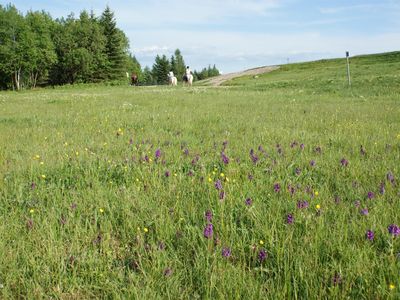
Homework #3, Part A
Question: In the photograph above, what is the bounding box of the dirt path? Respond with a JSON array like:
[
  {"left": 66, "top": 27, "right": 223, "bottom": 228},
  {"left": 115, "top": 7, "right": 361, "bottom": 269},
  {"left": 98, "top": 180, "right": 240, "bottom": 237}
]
[{"left": 200, "top": 65, "right": 280, "bottom": 86}]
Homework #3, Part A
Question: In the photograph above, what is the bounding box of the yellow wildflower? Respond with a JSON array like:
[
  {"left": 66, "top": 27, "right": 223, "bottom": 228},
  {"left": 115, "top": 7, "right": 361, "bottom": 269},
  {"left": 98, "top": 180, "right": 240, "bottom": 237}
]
[
  {"left": 143, "top": 227, "right": 149, "bottom": 233},
  {"left": 220, "top": 173, "right": 225, "bottom": 177},
  {"left": 314, "top": 191, "right": 319, "bottom": 196},
  {"left": 99, "top": 208, "right": 104, "bottom": 213},
  {"left": 316, "top": 204, "right": 321, "bottom": 210},
  {"left": 29, "top": 209, "right": 35, "bottom": 214},
  {"left": 259, "top": 240, "right": 264, "bottom": 245},
  {"left": 41, "top": 174, "right": 46, "bottom": 179},
  {"left": 389, "top": 284, "right": 395, "bottom": 290}
]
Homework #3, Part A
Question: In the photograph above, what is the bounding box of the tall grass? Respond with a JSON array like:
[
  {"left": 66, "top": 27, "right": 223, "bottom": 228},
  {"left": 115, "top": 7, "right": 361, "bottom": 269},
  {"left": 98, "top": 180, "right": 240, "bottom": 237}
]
[{"left": 0, "top": 52, "right": 399, "bottom": 299}]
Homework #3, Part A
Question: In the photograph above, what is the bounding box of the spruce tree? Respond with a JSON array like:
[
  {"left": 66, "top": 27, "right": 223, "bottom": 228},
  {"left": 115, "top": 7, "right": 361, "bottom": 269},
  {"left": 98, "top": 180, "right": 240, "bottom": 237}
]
[
  {"left": 100, "top": 6, "right": 127, "bottom": 81},
  {"left": 152, "top": 55, "right": 170, "bottom": 84}
]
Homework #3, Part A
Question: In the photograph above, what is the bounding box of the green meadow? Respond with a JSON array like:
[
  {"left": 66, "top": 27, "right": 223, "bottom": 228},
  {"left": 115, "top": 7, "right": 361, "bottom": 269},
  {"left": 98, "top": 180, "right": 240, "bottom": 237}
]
[{"left": 0, "top": 52, "right": 399, "bottom": 299}]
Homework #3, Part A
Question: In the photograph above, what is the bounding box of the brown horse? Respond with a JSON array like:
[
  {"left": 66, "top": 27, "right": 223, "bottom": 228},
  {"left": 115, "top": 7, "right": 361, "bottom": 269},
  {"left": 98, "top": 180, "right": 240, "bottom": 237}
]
[{"left": 131, "top": 73, "right": 138, "bottom": 86}]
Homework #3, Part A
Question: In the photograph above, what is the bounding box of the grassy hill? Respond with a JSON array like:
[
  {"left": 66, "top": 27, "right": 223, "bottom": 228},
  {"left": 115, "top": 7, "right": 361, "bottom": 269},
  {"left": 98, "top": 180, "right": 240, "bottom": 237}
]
[
  {"left": 0, "top": 52, "right": 399, "bottom": 299},
  {"left": 225, "top": 51, "right": 400, "bottom": 96}
]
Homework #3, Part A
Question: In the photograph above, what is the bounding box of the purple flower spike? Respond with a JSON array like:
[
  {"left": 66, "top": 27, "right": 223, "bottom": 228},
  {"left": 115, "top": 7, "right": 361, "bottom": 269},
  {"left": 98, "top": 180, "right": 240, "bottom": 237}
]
[
  {"left": 165, "top": 170, "right": 170, "bottom": 177},
  {"left": 379, "top": 183, "right": 385, "bottom": 195},
  {"left": 205, "top": 210, "right": 213, "bottom": 222},
  {"left": 340, "top": 158, "right": 349, "bottom": 167},
  {"left": 388, "top": 224, "right": 400, "bottom": 237},
  {"left": 297, "top": 200, "right": 309, "bottom": 209},
  {"left": 204, "top": 223, "right": 213, "bottom": 239},
  {"left": 222, "top": 247, "right": 231, "bottom": 258},
  {"left": 258, "top": 249, "right": 267, "bottom": 262},
  {"left": 332, "top": 273, "right": 342, "bottom": 286},
  {"left": 245, "top": 198, "right": 253, "bottom": 206},
  {"left": 155, "top": 149, "right": 161, "bottom": 159},
  {"left": 286, "top": 213, "right": 294, "bottom": 224},
  {"left": 219, "top": 191, "right": 225, "bottom": 200},
  {"left": 215, "top": 180, "right": 223, "bottom": 190},
  {"left": 300, "top": 143, "right": 305, "bottom": 150},
  {"left": 250, "top": 149, "right": 259, "bottom": 164},
  {"left": 360, "top": 208, "right": 369, "bottom": 216},
  {"left": 310, "top": 160, "right": 316, "bottom": 167},
  {"left": 387, "top": 172, "right": 395, "bottom": 185},
  {"left": 274, "top": 183, "right": 281, "bottom": 193},
  {"left": 221, "top": 152, "right": 229, "bottom": 165},
  {"left": 366, "top": 230, "right": 374, "bottom": 241},
  {"left": 367, "top": 191, "right": 375, "bottom": 199}
]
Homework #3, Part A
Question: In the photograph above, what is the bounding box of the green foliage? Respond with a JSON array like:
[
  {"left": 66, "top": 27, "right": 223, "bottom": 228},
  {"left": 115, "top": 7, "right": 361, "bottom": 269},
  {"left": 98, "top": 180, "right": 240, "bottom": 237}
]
[
  {"left": 152, "top": 54, "right": 171, "bottom": 85},
  {"left": 0, "top": 52, "right": 399, "bottom": 298},
  {"left": 0, "top": 5, "right": 132, "bottom": 89},
  {"left": 100, "top": 6, "right": 128, "bottom": 81},
  {"left": 194, "top": 64, "right": 220, "bottom": 81}
]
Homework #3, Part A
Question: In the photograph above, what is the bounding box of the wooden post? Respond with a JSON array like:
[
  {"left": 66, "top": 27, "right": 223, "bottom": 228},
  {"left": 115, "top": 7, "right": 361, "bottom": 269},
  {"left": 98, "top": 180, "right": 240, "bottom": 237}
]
[{"left": 346, "top": 51, "right": 351, "bottom": 87}]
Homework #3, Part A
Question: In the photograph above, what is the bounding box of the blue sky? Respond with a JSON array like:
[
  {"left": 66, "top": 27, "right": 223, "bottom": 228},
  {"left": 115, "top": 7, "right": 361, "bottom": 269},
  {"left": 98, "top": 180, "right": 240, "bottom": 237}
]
[{"left": 2, "top": 0, "right": 400, "bottom": 72}]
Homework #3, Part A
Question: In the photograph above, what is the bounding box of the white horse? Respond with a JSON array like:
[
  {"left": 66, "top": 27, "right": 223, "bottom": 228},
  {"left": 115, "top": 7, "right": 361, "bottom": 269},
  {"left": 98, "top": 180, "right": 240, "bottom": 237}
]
[
  {"left": 168, "top": 71, "right": 177, "bottom": 86},
  {"left": 183, "top": 74, "right": 193, "bottom": 86}
]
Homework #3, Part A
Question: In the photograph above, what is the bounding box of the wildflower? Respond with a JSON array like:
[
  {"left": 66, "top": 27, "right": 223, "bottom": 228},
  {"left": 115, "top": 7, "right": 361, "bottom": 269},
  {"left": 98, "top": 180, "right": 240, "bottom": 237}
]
[
  {"left": 332, "top": 273, "right": 342, "bottom": 286},
  {"left": 29, "top": 208, "right": 35, "bottom": 214},
  {"left": 360, "top": 145, "right": 366, "bottom": 156},
  {"left": 219, "top": 191, "right": 225, "bottom": 200},
  {"left": 245, "top": 198, "right": 253, "bottom": 206},
  {"left": 208, "top": 177, "right": 212, "bottom": 182},
  {"left": 340, "top": 158, "right": 349, "bottom": 167},
  {"left": 315, "top": 204, "right": 321, "bottom": 210},
  {"left": 203, "top": 223, "right": 213, "bottom": 239},
  {"left": 221, "top": 152, "right": 229, "bottom": 165},
  {"left": 215, "top": 180, "right": 223, "bottom": 190},
  {"left": 367, "top": 191, "right": 375, "bottom": 199},
  {"left": 366, "top": 230, "right": 374, "bottom": 241},
  {"left": 222, "top": 247, "right": 231, "bottom": 258},
  {"left": 30, "top": 182, "right": 36, "bottom": 190},
  {"left": 155, "top": 149, "right": 161, "bottom": 160},
  {"left": 360, "top": 208, "right": 369, "bottom": 216},
  {"left": 388, "top": 224, "right": 400, "bottom": 237},
  {"left": 158, "top": 241, "right": 166, "bottom": 251},
  {"left": 143, "top": 227, "right": 149, "bottom": 233},
  {"left": 389, "top": 283, "right": 395, "bottom": 290},
  {"left": 379, "top": 182, "right": 385, "bottom": 195},
  {"left": 314, "top": 191, "right": 319, "bottom": 196},
  {"left": 165, "top": 170, "right": 170, "bottom": 177},
  {"left": 310, "top": 160, "right": 316, "bottom": 167},
  {"left": 300, "top": 143, "right": 305, "bottom": 150},
  {"left": 315, "top": 146, "right": 322, "bottom": 153},
  {"left": 387, "top": 172, "right": 395, "bottom": 185},
  {"left": 164, "top": 267, "right": 173, "bottom": 277},
  {"left": 259, "top": 240, "right": 264, "bottom": 245},
  {"left": 99, "top": 208, "right": 104, "bottom": 213},
  {"left": 220, "top": 172, "right": 225, "bottom": 178},
  {"left": 34, "top": 154, "right": 40, "bottom": 160},
  {"left": 274, "top": 183, "right": 281, "bottom": 193},
  {"left": 41, "top": 174, "right": 46, "bottom": 179},
  {"left": 40, "top": 161, "right": 44, "bottom": 165},
  {"left": 26, "top": 219, "right": 33, "bottom": 230},
  {"left": 297, "top": 200, "right": 309, "bottom": 209},
  {"left": 250, "top": 149, "right": 259, "bottom": 164},
  {"left": 354, "top": 200, "right": 361, "bottom": 207},
  {"left": 286, "top": 213, "right": 294, "bottom": 224},
  {"left": 205, "top": 210, "right": 213, "bottom": 222},
  {"left": 258, "top": 249, "right": 267, "bottom": 262},
  {"left": 248, "top": 174, "right": 254, "bottom": 181}
]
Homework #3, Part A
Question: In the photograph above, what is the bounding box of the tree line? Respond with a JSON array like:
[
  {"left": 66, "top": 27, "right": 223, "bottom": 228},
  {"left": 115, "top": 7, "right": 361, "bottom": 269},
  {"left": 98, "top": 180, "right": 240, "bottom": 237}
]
[
  {"left": 139, "top": 50, "right": 220, "bottom": 85},
  {"left": 0, "top": 4, "right": 219, "bottom": 90}
]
